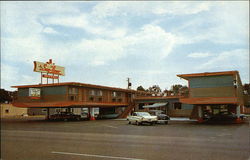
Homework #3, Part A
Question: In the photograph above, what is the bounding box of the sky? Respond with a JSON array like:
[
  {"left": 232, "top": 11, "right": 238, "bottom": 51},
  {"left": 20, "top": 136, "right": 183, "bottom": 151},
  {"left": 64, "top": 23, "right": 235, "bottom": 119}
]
[{"left": 1, "top": 1, "right": 249, "bottom": 91}]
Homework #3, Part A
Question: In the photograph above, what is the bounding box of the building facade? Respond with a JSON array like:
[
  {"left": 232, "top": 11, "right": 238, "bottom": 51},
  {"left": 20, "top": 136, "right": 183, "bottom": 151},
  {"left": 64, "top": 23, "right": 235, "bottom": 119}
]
[
  {"left": 177, "top": 71, "right": 245, "bottom": 123},
  {"left": 12, "top": 82, "right": 150, "bottom": 119}
]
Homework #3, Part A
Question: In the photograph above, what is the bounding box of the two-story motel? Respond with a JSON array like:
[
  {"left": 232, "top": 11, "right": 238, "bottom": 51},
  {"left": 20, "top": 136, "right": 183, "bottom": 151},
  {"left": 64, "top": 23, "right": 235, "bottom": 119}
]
[
  {"left": 177, "top": 71, "right": 245, "bottom": 123},
  {"left": 12, "top": 82, "right": 150, "bottom": 119}
]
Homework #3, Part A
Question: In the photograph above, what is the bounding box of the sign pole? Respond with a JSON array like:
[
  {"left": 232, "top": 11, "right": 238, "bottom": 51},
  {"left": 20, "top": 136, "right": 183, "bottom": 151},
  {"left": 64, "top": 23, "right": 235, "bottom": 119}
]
[{"left": 41, "top": 72, "right": 43, "bottom": 84}]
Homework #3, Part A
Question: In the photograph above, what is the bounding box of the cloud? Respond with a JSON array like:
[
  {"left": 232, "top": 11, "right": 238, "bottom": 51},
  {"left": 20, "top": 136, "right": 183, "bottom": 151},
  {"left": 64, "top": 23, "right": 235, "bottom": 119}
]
[
  {"left": 91, "top": 1, "right": 212, "bottom": 18},
  {"left": 43, "top": 27, "right": 59, "bottom": 34},
  {"left": 198, "top": 49, "right": 248, "bottom": 70},
  {"left": 187, "top": 52, "right": 211, "bottom": 58}
]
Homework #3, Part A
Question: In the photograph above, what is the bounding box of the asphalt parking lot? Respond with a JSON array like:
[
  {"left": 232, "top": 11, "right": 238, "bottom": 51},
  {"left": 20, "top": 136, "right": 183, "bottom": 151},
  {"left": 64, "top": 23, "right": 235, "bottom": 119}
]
[{"left": 1, "top": 117, "right": 250, "bottom": 160}]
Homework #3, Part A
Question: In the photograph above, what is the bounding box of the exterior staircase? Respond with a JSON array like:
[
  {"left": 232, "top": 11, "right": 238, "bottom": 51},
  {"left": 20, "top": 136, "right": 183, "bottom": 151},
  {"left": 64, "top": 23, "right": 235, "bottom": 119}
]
[{"left": 119, "top": 103, "right": 136, "bottom": 118}]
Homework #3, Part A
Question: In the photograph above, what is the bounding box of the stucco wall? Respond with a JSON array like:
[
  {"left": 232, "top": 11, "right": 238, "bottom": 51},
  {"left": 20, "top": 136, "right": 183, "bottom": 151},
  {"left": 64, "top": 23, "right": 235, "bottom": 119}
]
[{"left": 1, "top": 103, "right": 27, "bottom": 117}]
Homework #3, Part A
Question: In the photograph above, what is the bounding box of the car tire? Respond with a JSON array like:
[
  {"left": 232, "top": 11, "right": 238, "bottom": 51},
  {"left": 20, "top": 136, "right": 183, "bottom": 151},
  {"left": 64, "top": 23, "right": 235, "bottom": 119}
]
[
  {"left": 128, "top": 121, "right": 131, "bottom": 124},
  {"left": 136, "top": 121, "right": 140, "bottom": 126},
  {"left": 165, "top": 121, "right": 168, "bottom": 125}
]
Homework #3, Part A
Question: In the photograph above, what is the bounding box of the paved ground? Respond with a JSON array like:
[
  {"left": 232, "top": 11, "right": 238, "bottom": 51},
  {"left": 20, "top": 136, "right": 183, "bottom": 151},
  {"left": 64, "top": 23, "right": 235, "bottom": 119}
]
[{"left": 1, "top": 117, "right": 250, "bottom": 160}]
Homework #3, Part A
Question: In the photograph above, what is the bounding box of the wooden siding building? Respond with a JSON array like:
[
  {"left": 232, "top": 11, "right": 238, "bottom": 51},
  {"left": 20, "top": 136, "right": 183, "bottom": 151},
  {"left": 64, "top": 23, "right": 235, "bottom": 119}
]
[
  {"left": 12, "top": 82, "right": 151, "bottom": 119},
  {"left": 177, "top": 71, "right": 245, "bottom": 122}
]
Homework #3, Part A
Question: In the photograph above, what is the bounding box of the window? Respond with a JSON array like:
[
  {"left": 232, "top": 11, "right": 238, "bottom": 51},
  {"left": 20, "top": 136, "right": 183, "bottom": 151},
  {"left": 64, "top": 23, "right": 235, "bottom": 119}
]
[
  {"left": 174, "top": 103, "right": 182, "bottom": 110},
  {"left": 70, "top": 96, "right": 76, "bottom": 101},
  {"left": 89, "top": 90, "right": 95, "bottom": 96},
  {"left": 112, "top": 92, "right": 117, "bottom": 97},
  {"left": 96, "top": 90, "right": 103, "bottom": 96},
  {"left": 98, "top": 97, "right": 102, "bottom": 102},
  {"left": 118, "top": 98, "right": 123, "bottom": 102},
  {"left": 117, "top": 92, "right": 122, "bottom": 97},
  {"left": 5, "top": 109, "right": 9, "bottom": 113},
  {"left": 89, "top": 97, "right": 94, "bottom": 101},
  {"left": 112, "top": 98, "right": 116, "bottom": 102},
  {"left": 69, "top": 88, "right": 78, "bottom": 94}
]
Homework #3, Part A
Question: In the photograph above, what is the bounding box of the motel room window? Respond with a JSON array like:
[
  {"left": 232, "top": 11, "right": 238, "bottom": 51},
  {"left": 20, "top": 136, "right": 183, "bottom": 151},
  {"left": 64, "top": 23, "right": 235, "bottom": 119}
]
[
  {"left": 89, "top": 97, "right": 94, "bottom": 101},
  {"left": 5, "top": 109, "right": 9, "bottom": 114},
  {"left": 69, "top": 88, "right": 78, "bottom": 94},
  {"left": 98, "top": 97, "right": 103, "bottom": 102},
  {"left": 173, "top": 103, "right": 182, "bottom": 110},
  {"left": 112, "top": 92, "right": 117, "bottom": 97},
  {"left": 89, "top": 90, "right": 95, "bottom": 96},
  {"left": 96, "top": 90, "right": 103, "bottom": 96},
  {"left": 117, "top": 92, "right": 122, "bottom": 97}
]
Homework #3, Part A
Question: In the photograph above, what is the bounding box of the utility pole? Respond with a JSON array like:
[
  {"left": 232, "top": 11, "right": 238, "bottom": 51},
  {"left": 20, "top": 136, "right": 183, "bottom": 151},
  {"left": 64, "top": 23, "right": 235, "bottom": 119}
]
[{"left": 127, "top": 78, "right": 132, "bottom": 89}]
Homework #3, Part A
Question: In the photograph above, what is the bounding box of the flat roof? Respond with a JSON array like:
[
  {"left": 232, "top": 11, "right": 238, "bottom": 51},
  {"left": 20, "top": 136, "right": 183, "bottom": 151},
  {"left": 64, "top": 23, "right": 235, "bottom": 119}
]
[
  {"left": 12, "top": 82, "right": 142, "bottom": 93},
  {"left": 177, "top": 71, "right": 239, "bottom": 80}
]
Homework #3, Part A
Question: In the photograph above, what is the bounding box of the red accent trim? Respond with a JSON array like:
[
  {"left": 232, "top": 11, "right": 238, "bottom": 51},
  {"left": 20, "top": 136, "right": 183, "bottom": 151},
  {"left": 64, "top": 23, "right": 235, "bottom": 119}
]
[
  {"left": 12, "top": 82, "right": 138, "bottom": 93},
  {"left": 177, "top": 71, "right": 238, "bottom": 80},
  {"left": 42, "top": 74, "right": 59, "bottom": 79},
  {"left": 12, "top": 101, "right": 129, "bottom": 108},
  {"left": 90, "top": 116, "right": 95, "bottom": 120},
  {"left": 29, "top": 97, "right": 40, "bottom": 99}
]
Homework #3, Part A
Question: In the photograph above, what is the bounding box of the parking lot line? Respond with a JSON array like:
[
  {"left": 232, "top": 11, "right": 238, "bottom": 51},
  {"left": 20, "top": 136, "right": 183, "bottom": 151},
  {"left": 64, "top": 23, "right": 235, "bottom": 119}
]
[
  {"left": 51, "top": 151, "right": 146, "bottom": 160},
  {"left": 103, "top": 125, "right": 118, "bottom": 129}
]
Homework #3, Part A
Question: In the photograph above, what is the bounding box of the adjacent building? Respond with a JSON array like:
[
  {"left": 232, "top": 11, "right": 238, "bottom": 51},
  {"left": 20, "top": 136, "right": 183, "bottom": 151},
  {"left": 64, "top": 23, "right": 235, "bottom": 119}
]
[{"left": 177, "top": 71, "right": 245, "bottom": 122}]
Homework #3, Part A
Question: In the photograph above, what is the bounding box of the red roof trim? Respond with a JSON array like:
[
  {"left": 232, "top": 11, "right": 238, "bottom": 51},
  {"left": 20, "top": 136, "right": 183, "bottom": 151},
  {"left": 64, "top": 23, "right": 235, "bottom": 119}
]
[
  {"left": 12, "top": 101, "right": 129, "bottom": 108},
  {"left": 12, "top": 82, "right": 137, "bottom": 93},
  {"left": 177, "top": 71, "right": 238, "bottom": 80}
]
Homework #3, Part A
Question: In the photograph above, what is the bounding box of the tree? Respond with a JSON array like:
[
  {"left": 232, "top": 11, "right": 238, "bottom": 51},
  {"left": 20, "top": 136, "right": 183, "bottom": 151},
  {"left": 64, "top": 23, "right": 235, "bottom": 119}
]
[
  {"left": 170, "top": 84, "right": 189, "bottom": 96},
  {"left": 243, "top": 83, "right": 250, "bottom": 95},
  {"left": 137, "top": 86, "right": 146, "bottom": 92},
  {"left": 0, "top": 89, "right": 13, "bottom": 103},
  {"left": 148, "top": 85, "right": 162, "bottom": 94}
]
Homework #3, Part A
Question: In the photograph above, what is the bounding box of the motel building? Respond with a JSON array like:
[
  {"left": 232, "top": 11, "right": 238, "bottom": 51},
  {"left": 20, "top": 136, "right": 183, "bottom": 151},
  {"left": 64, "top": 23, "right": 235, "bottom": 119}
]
[
  {"left": 177, "top": 71, "right": 246, "bottom": 123},
  {"left": 11, "top": 82, "right": 151, "bottom": 120},
  {"left": 10, "top": 60, "right": 248, "bottom": 123}
]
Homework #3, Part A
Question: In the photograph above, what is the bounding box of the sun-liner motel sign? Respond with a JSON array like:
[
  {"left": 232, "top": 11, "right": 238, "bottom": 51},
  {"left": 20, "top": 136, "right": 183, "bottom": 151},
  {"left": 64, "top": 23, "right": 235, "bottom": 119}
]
[{"left": 33, "top": 59, "right": 65, "bottom": 84}]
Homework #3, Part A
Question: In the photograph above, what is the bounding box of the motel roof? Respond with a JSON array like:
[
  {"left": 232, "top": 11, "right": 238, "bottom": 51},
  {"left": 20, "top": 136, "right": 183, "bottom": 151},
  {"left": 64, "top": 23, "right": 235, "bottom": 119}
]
[
  {"left": 177, "top": 71, "right": 239, "bottom": 80},
  {"left": 12, "top": 82, "right": 148, "bottom": 94}
]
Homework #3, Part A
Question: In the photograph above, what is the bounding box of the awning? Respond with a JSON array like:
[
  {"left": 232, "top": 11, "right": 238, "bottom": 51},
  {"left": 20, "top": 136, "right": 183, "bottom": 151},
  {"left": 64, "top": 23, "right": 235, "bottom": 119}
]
[{"left": 143, "top": 102, "right": 168, "bottom": 108}]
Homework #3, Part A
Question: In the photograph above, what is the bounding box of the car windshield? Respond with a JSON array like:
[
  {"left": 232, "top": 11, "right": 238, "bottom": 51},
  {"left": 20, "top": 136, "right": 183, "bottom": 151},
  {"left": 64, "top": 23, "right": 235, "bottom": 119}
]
[{"left": 136, "top": 112, "right": 151, "bottom": 116}]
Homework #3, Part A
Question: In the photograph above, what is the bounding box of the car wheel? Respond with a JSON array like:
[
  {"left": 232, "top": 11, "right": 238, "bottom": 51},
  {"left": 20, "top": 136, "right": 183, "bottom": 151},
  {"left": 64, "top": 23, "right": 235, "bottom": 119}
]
[
  {"left": 165, "top": 121, "right": 168, "bottom": 125},
  {"left": 128, "top": 121, "right": 131, "bottom": 124},
  {"left": 136, "top": 121, "right": 140, "bottom": 126}
]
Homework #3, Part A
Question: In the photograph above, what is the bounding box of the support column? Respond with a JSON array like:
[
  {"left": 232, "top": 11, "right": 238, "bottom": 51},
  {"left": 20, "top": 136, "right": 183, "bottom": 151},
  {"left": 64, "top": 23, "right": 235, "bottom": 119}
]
[
  {"left": 47, "top": 108, "right": 50, "bottom": 120},
  {"left": 236, "top": 105, "right": 242, "bottom": 123},
  {"left": 197, "top": 106, "right": 203, "bottom": 123},
  {"left": 89, "top": 108, "right": 95, "bottom": 120}
]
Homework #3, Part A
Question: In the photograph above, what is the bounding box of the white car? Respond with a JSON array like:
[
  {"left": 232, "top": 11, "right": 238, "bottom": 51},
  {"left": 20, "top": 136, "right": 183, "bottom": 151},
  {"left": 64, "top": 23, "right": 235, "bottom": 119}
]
[{"left": 127, "top": 112, "right": 158, "bottom": 125}]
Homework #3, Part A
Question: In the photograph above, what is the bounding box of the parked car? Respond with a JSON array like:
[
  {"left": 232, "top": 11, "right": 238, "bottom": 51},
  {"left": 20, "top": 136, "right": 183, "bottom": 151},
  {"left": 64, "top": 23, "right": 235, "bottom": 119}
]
[
  {"left": 50, "top": 112, "right": 81, "bottom": 121},
  {"left": 148, "top": 110, "right": 170, "bottom": 124},
  {"left": 127, "top": 112, "right": 157, "bottom": 125},
  {"left": 97, "top": 113, "right": 119, "bottom": 119},
  {"left": 203, "top": 111, "right": 246, "bottom": 122}
]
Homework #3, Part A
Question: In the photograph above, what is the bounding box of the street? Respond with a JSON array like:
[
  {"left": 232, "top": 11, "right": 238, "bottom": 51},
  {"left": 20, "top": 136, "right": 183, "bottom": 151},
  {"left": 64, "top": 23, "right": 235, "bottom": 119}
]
[{"left": 1, "top": 118, "right": 250, "bottom": 160}]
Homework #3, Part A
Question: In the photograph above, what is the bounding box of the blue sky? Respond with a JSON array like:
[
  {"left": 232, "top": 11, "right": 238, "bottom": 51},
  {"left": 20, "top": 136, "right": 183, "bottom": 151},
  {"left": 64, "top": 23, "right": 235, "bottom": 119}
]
[{"left": 1, "top": 1, "right": 249, "bottom": 91}]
